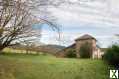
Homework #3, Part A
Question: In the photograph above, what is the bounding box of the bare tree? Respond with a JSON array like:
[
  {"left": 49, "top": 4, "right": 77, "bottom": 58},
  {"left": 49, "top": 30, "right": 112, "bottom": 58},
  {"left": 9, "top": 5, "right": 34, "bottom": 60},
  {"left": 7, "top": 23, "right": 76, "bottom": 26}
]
[
  {"left": 0, "top": 0, "right": 38, "bottom": 51},
  {"left": 0, "top": 0, "right": 60, "bottom": 52},
  {"left": 0, "top": 0, "right": 80, "bottom": 52}
]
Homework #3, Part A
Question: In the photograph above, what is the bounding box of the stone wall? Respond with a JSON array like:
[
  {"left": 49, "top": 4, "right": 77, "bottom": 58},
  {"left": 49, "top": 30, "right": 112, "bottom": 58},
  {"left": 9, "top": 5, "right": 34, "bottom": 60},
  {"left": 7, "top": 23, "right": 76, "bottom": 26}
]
[
  {"left": 75, "top": 39, "right": 97, "bottom": 58},
  {"left": 57, "top": 38, "right": 103, "bottom": 59}
]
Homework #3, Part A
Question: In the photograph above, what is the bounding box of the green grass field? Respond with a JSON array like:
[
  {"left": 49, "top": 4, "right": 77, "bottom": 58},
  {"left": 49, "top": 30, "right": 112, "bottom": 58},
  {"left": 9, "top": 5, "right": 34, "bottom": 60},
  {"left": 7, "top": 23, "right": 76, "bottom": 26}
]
[{"left": 0, "top": 53, "right": 110, "bottom": 79}]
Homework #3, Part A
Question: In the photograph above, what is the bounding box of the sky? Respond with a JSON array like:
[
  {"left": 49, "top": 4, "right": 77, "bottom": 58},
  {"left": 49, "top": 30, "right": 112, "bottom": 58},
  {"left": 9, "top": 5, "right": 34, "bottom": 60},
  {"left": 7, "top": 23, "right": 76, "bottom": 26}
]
[{"left": 37, "top": 0, "right": 119, "bottom": 48}]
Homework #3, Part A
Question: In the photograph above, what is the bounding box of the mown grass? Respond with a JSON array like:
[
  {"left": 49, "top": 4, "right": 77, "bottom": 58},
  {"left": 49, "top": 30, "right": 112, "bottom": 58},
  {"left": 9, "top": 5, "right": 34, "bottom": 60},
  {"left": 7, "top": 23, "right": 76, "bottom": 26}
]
[{"left": 0, "top": 53, "right": 110, "bottom": 79}]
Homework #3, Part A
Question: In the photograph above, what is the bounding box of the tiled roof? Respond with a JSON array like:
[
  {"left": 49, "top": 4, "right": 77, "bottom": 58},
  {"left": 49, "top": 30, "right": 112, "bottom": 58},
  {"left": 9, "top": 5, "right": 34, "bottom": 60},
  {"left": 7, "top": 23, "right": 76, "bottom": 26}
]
[{"left": 75, "top": 34, "right": 96, "bottom": 41}]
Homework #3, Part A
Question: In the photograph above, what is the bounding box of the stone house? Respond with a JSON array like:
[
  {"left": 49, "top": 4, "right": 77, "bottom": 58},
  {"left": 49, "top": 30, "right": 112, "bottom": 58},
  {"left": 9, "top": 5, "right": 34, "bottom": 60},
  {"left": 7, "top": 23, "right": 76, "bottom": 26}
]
[{"left": 56, "top": 34, "right": 104, "bottom": 59}]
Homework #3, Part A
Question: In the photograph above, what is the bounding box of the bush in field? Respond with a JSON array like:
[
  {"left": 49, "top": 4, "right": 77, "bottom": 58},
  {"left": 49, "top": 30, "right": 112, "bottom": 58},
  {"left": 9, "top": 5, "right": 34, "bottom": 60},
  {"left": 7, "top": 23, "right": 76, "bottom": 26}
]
[
  {"left": 79, "top": 42, "right": 92, "bottom": 58},
  {"left": 103, "top": 44, "right": 119, "bottom": 67},
  {"left": 66, "top": 49, "right": 76, "bottom": 58}
]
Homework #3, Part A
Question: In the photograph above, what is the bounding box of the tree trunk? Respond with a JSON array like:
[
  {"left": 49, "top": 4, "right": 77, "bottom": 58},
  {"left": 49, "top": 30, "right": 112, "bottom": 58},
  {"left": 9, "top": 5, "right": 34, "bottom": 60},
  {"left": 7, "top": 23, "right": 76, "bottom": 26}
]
[{"left": 0, "top": 46, "right": 4, "bottom": 54}]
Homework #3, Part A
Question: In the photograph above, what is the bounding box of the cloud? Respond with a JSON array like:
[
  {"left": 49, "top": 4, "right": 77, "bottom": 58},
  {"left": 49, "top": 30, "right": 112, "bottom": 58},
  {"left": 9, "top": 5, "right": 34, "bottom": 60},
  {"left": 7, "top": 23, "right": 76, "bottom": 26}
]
[
  {"left": 48, "top": 1, "right": 119, "bottom": 27},
  {"left": 39, "top": 0, "right": 119, "bottom": 47}
]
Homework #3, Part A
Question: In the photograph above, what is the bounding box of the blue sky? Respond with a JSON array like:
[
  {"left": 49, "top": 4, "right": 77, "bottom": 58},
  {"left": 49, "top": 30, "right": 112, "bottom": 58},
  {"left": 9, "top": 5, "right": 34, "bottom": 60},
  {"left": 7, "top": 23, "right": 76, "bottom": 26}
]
[{"left": 36, "top": 0, "right": 119, "bottom": 48}]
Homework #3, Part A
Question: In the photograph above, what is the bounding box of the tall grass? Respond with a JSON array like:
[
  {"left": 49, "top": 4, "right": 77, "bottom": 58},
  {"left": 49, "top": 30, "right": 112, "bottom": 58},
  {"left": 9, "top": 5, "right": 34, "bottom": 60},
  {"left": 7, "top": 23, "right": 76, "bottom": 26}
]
[{"left": 0, "top": 54, "right": 109, "bottom": 79}]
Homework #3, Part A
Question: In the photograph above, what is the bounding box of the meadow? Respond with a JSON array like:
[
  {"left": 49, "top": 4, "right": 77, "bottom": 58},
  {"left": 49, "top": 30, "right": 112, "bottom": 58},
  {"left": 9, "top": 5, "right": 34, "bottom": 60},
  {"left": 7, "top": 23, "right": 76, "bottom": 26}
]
[{"left": 0, "top": 49, "right": 110, "bottom": 79}]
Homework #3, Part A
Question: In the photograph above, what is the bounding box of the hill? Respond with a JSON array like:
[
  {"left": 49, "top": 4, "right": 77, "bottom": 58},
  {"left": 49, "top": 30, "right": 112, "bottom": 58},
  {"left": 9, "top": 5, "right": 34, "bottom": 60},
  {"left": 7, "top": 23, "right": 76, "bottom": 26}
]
[
  {"left": 37, "top": 44, "right": 65, "bottom": 54},
  {"left": 8, "top": 44, "right": 65, "bottom": 54}
]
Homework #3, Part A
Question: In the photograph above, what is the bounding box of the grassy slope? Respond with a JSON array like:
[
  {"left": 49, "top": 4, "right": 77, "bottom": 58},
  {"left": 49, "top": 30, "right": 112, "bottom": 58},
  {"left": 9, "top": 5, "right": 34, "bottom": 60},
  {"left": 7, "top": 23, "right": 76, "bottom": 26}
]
[{"left": 0, "top": 54, "right": 109, "bottom": 79}]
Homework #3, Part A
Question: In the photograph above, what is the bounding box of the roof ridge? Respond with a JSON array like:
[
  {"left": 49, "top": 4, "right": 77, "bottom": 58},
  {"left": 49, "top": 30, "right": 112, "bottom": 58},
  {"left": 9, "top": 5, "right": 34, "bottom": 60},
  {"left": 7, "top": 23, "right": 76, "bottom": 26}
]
[{"left": 75, "top": 34, "right": 96, "bottom": 41}]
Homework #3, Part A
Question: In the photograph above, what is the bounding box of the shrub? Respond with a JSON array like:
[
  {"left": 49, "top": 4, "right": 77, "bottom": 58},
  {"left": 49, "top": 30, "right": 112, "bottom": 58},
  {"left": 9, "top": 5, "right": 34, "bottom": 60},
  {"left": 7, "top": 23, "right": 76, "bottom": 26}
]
[
  {"left": 103, "top": 44, "right": 119, "bottom": 67},
  {"left": 79, "top": 42, "right": 92, "bottom": 58},
  {"left": 66, "top": 49, "right": 76, "bottom": 58}
]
